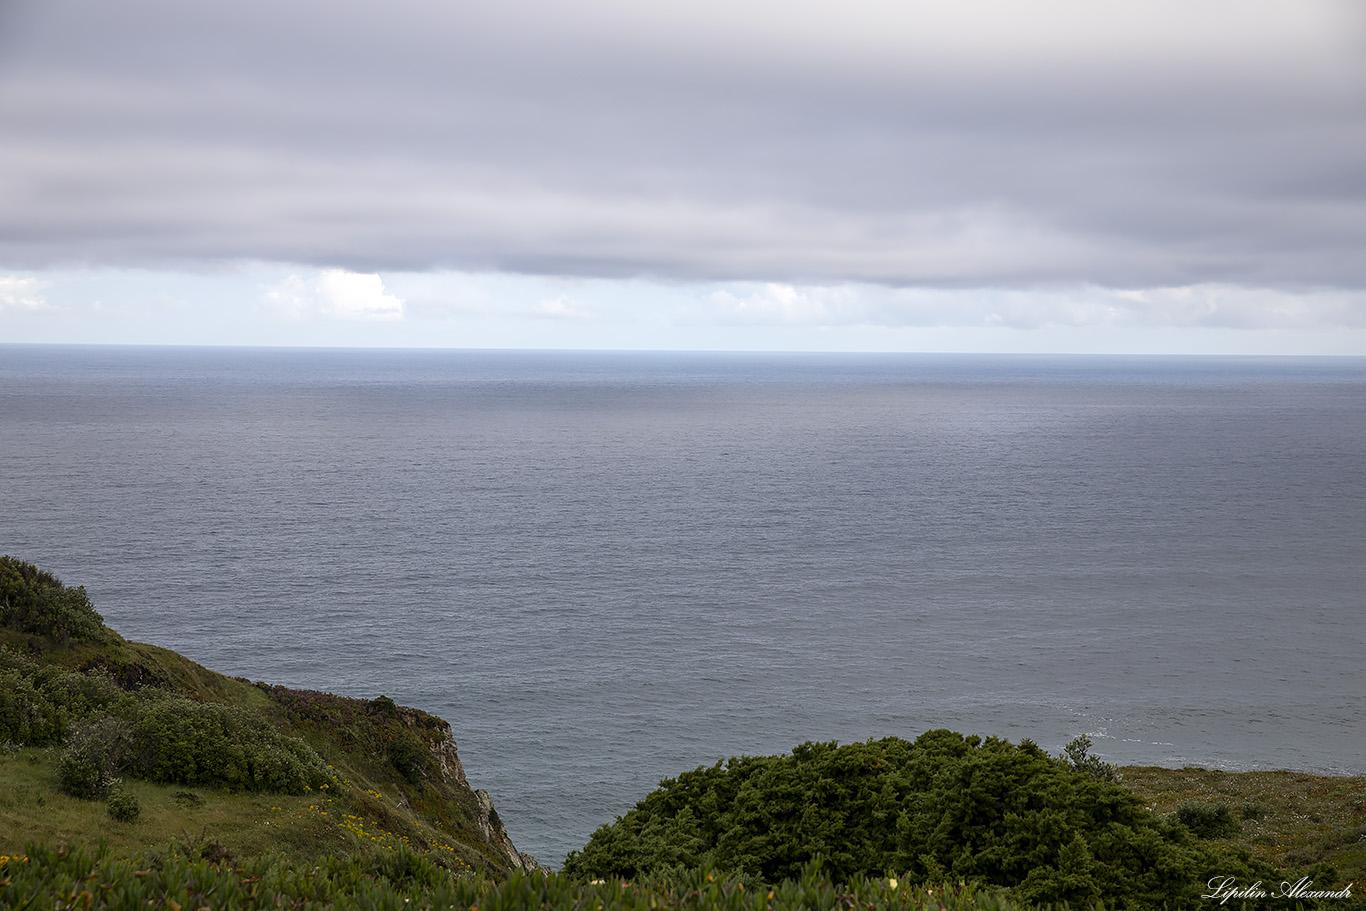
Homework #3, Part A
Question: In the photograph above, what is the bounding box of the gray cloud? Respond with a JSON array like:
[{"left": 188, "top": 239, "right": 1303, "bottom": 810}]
[{"left": 1, "top": 0, "right": 1363, "bottom": 296}]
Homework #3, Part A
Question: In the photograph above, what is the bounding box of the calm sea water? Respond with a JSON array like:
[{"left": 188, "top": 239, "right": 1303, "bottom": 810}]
[{"left": 2, "top": 345, "right": 1364, "bottom": 864}]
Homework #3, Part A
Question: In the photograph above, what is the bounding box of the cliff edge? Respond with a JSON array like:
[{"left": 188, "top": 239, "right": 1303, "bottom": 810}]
[{"left": 0, "top": 554, "right": 539, "bottom": 875}]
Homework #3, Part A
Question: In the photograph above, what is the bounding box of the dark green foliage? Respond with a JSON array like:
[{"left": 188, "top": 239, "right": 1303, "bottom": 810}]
[
  {"left": 1060, "top": 734, "right": 1122, "bottom": 783},
  {"left": 0, "top": 555, "right": 107, "bottom": 644},
  {"left": 0, "top": 661, "right": 67, "bottom": 745},
  {"left": 370, "top": 694, "right": 400, "bottom": 716},
  {"left": 389, "top": 730, "right": 435, "bottom": 784},
  {"left": 2, "top": 639, "right": 328, "bottom": 795},
  {"left": 58, "top": 743, "right": 114, "bottom": 799},
  {"left": 564, "top": 731, "right": 1276, "bottom": 910},
  {"left": 1177, "top": 803, "right": 1241, "bottom": 838},
  {"left": 106, "top": 783, "right": 141, "bottom": 822}
]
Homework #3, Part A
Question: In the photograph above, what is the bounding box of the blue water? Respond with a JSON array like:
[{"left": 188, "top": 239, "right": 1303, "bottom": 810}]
[{"left": 2, "top": 345, "right": 1364, "bottom": 865}]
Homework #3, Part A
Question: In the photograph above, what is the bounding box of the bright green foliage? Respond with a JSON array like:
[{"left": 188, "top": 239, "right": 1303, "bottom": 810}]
[
  {"left": 563, "top": 732, "right": 1277, "bottom": 910},
  {"left": 0, "top": 556, "right": 107, "bottom": 644},
  {"left": 125, "top": 693, "right": 329, "bottom": 793}
]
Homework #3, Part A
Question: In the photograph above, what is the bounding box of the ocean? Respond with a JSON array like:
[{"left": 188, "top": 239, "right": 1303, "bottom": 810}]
[{"left": 2, "top": 344, "right": 1363, "bottom": 865}]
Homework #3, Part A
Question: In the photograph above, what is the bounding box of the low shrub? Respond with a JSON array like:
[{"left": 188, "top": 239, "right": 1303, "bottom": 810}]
[
  {"left": 1, "top": 842, "right": 1049, "bottom": 911},
  {"left": 0, "top": 644, "right": 128, "bottom": 747},
  {"left": 106, "top": 783, "right": 140, "bottom": 821},
  {"left": 389, "top": 730, "right": 434, "bottom": 784},
  {"left": 58, "top": 741, "right": 114, "bottom": 800},
  {"left": 1177, "top": 802, "right": 1241, "bottom": 838}
]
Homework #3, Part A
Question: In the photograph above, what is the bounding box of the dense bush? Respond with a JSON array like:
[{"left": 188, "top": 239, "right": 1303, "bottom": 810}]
[
  {"left": 271, "top": 686, "right": 447, "bottom": 788},
  {"left": 0, "top": 648, "right": 128, "bottom": 746},
  {"left": 105, "top": 784, "right": 141, "bottom": 822},
  {"left": 126, "top": 694, "right": 330, "bottom": 793},
  {"left": 2, "top": 643, "right": 328, "bottom": 795},
  {"left": 1176, "top": 803, "right": 1241, "bottom": 838},
  {"left": 563, "top": 731, "right": 1275, "bottom": 910},
  {"left": 0, "top": 556, "right": 330, "bottom": 797},
  {"left": 57, "top": 718, "right": 134, "bottom": 799},
  {"left": 0, "top": 556, "right": 107, "bottom": 644}
]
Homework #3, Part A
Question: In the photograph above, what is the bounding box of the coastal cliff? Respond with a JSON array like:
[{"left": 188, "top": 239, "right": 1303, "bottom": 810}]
[{"left": 0, "top": 555, "right": 538, "bottom": 875}]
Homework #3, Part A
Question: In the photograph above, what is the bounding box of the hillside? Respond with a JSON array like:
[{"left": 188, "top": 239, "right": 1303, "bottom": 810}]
[{"left": 0, "top": 555, "right": 539, "bottom": 876}]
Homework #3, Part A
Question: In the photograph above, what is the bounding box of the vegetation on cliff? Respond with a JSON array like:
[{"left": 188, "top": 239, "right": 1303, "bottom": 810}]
[{"left": 0, "top": 555, "right": 528, "bottom": 877}]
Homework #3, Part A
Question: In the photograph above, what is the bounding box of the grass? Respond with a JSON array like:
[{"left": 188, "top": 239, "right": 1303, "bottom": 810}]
[
  {"left": 0, "top": 843, "right": 1037, "bottom": 911},
  {"left": 1121, "top": 765, "right": 1366, "bottom": 885},
  {"left": 1, "top": 746, "right": 353, "bottom": 862}
]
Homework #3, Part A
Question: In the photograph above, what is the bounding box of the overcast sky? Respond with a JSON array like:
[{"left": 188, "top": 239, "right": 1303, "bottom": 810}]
[{"left": 2, "top": 0, "right": 1364, "bottom": 353}]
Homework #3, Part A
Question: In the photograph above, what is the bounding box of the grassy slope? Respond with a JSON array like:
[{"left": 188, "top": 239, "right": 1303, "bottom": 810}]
[
  {"left": 0, "top": 622, "right": 520, "bottom": 876},
  {"left": 1121, "top": 765, "right": 1366, "bottom": 886}
]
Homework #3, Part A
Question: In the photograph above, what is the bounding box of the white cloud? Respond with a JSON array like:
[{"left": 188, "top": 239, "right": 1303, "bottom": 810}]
[
  {"left": 709, "top": 283, "right": 857, "bottom": 324},
  {"left": 535, "top": 295, "right": 592, "bottom": 320},
  {"left": 0, "top": 276, "right": 51, "bottom": 311},
  {"left": 264, "top": 269, "right": 404, "bottom": 321},
  {"left": 1105, "top": 285, "right": 1366, "bottom": 329}
]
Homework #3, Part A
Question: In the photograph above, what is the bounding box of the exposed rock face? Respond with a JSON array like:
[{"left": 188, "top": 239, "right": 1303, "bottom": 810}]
[
  {"left": 475, "top": 789, "right": 548, "bottom": 874},
  {"left": 428, "top": 729, "right": 470, "bottom": 789},
  {"left": 416, "top": 716, "right": 545, "bottom": 874}
]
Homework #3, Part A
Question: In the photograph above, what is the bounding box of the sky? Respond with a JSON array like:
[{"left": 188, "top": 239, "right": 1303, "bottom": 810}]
[{"left": 2, "top": 0, "right": 1364, "bottom": 354}]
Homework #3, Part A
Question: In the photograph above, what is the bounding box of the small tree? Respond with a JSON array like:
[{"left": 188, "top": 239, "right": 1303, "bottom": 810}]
[{"left": 1060, "top": 734, "right": 1121, "bottom": 783}]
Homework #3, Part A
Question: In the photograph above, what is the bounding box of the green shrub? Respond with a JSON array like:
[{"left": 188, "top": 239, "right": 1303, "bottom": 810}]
[
  {"left": 0, "top": 646, "right": 136, "bottom": 748},
  {"left": 58, "top": 717, "right": 134, "bottom": 799},
  {"left": 106, "top": 783, "right": 141, "bottom": 821},
  {"left": 389, "top": 730, "right": 434, "bottom": 784},
  {"left": 59, "top": 743, "right": 113, "bottom": 799},
  {"left": 126, "top": 693, "right": 328, "bottom": 793},
  {"left": 1060, "top": 733, "right": 1122, "bottom": 783},
  {"left": 0, "top": 555, "right": 107, "bottom": 644},
  {"left": 564, "top": 731, "right": 1273, "bottom": 910},
  {"left": 2, "top": 842, "right": 1046, "bottom": 911},
  {"left": 1176, "top": 802, "right": 1241, "bottom": 838},
  {"left": 0, "top": 663, "right": 67, "bottom": 745}
]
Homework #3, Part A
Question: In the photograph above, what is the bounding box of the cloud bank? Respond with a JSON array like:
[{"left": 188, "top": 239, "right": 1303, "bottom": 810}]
[{"left": 1, "top": 0, "right": 1363, "bottom": 343}]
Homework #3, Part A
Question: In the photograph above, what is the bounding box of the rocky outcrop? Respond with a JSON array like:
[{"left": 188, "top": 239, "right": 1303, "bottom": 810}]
[
  {"left": 427, "top": 729, "right": 470, "bottom": 789},
  {"left": 474, "top": 789, "right": 548, "bottom": 875},
  {"left": 418, "top": 720, "right": 545, "bottom": 874}
]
